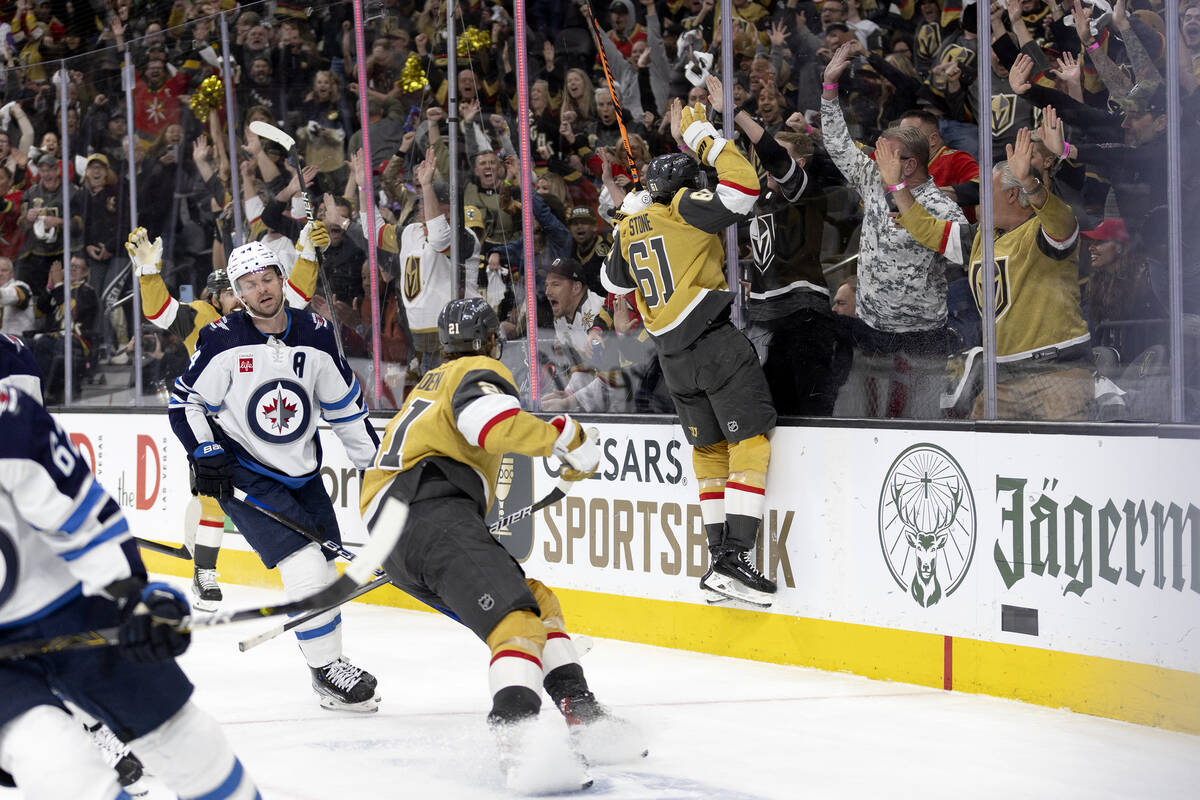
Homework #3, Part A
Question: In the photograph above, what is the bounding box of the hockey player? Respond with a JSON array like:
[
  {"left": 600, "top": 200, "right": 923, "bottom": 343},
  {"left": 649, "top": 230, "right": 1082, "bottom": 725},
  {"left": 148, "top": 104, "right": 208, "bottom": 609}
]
[
  {"left": 601, "top": 100, "right": 779, "bottom": 606},
  {"left": 360, "top": 297, "right": 645, "bottom": 790},
  {"left": 0, "top": 331, "right": 41, "bottom": 398},
  {"left": 167, "top": 239, "right": 383, "bottom": 712},
  {"left": 128, "top": 224, "right": 324, "bottom": 611},
  {"left": 0, "top": 385, "right": 260, "bottom": 800}
]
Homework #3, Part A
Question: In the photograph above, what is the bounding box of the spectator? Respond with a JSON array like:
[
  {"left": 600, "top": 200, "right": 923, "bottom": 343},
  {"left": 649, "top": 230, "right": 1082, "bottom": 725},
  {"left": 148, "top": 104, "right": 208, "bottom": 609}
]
[
  {"left": 78, "top": 153, "right": 125, "bottom": 362},
  {"left": 539, "top": 257, "right": 616, "bottom": 413},
  {"left": 883, "top": 123, "right": 1094, "bottom": 420},
  {"left": 0, "top": 255, "right": 35, "bottom": 337},
  {"left": 1081, "top": 218, "right": 1167, "bottom": 364},
  {"left": 832, "top": 276, "right": 858, "bottom": 318},
  {"left": 30, "top": 254, "right": 98, "bottom": 404},
  {"left": 822, "top": 43, "right": 966, "bottom": 418},
  {"left": 131, "top": 57, "right": 187, "bottom": 141},
  {"left": 17, "top": 153, "right": 80, "bottom": 297},
  {"left": 0, "top": 166, "right": 24, "bottom": 261},
  {"left": 565, "top": 205, "right": 610, "bottom": 297}
]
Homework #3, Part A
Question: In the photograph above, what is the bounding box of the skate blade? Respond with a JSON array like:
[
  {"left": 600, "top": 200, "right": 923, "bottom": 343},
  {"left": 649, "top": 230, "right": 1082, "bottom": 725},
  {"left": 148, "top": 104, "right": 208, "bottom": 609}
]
[
  {"left": 701, "top": 575, "right": 774, "bottom": 608},
  {"left": 701, "top": 587, "right": 730, "bottom": 605},
  {"left": 505, "top": 762, "right": 593, "bottom": 795},
  {"left": 190, "top": 595, "right": 220, "bottom": 613},
  {"left": 317, "top": 694, "right": 382, "bottom": 713}
]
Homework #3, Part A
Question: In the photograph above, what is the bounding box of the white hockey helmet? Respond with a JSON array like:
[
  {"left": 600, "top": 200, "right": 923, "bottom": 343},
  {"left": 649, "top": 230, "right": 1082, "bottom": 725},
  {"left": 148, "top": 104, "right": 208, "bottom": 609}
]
[{"left": 226, "top": 240, "right": 284, "bottom": 302}]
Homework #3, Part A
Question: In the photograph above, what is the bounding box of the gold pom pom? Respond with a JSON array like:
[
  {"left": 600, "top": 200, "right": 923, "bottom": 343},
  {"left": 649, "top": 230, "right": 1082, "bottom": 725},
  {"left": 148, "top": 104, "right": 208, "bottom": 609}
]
[
  {"left": 457, "top": 26, "right": 491, "bottom": 57},
  {"left": 398, "top": 52, "right": 429, "bottom": 94},
  {"left": 189, "top": 74, "right": 225, "bottom": 120}
]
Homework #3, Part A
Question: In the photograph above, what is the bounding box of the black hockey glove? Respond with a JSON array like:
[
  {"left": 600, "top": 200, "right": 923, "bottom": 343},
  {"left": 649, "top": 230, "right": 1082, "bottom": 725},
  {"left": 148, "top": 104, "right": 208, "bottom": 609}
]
[
  {"left": 0, "top": 767, "right": 14, "bottom": 788},
  {"left": 190, "top": 443, "right": 234, "bottom": 498},
  {"left": 114, "top": 581, "right": 192, "bottom": 663}
]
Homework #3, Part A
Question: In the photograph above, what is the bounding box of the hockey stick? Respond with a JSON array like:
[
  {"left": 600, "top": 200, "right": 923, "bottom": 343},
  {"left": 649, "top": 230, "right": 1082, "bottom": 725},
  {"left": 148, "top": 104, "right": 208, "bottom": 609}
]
[
  {"left": 134, "top": 536, "right": 192, "bottom": 559},
  {"left": 247, "top": 120, "right": 346, "bottom": 359},
  {"left": 236, "top": 477, "right": 575, "bottom": 652},
  {"left": 581, "top": 2, "right": 640, "bottom": 184},
  {"left": 0, "top": 499, "right": 407, "bottom": 662}
]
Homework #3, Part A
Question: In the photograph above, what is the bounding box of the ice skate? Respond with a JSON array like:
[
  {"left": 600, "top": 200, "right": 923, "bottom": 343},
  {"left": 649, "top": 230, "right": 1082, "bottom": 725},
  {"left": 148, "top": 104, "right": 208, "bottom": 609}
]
[
  {"left": 311, "top": 657, "right": 381, "bottom": 712},
  {"left": 699, "top": 566, "right": 731, "bottom": 605},
  {"left": 489, "top": 715, "right": 593, "bottom": 794},
  {"left": 190, "top": 567, "right": 222, "bottom": 612},
  {"left": 85, "top": 720, "right": 149, "bottom": 797},
  {"left": 558, "top": 691, "right": 649, "bottom": 766},
  {"left": 700, "top": 547, "right": 777, "bottom": 607}
]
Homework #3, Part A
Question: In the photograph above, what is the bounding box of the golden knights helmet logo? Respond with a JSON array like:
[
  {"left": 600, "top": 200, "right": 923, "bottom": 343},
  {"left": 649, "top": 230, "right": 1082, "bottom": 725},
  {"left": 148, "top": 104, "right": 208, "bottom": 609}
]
[
  {"left": 878, "top": 444, "right": 976, "bottom": 608},
  {"left": 991, "top": 94, "right": 1018, "bottom": 136},
  {"left": 969, "top": 255, "right": 1012, "bottom": 320},
  {"left": 403, "top": 255, "right": 422, "bottom": 302},
  {"left": 748, "top": 213, "right": 775, "bottom": 274}
]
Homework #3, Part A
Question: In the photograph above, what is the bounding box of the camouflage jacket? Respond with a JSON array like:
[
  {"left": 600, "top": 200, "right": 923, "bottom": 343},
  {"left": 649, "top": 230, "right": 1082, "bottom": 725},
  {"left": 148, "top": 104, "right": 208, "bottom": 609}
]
[{"left": 822, "top": 97, "right": 966, "bottom": 333}]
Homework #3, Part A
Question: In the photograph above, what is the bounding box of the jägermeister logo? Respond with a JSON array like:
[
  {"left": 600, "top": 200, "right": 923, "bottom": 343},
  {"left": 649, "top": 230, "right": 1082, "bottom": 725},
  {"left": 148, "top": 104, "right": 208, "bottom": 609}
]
[{"left": 879, "top": 444, "right": 977, "bottom": 607}]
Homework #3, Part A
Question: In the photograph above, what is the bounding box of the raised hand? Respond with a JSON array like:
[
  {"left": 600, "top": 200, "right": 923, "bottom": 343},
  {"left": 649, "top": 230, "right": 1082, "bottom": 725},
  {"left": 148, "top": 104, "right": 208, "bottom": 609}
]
[
  {"left": 1038, "top": 105, "right": 1065, "bottom": 158},
  {"left": 669, "top": 96, "right": 683, "bottom": 143},
  {"left": 824, "top": 42, "right": 856, "bottom": 86},
  {"left": 415, "top": 147, "right": 436, "bottom": 186},
  {"left": 705, "top": 73, "right": 725, "bottom": 113},
  {"left": 1008, "top": 52, "right": 1033, "bottom": 94},
  {"left": 769, "top": 20, "right": 790, "bottom": 47},
  {"left": 1006, "top": 126, "right": 1035, "bottom": 184},
  {"left": 1054, "top": 52, "right": 1081, "bottom": 85},
  {"left": 874, "top": 136, "right": 905, "bottom": 188},
  {"left": 1071, "top": 0, "right": 1094, "bottom": 43}
]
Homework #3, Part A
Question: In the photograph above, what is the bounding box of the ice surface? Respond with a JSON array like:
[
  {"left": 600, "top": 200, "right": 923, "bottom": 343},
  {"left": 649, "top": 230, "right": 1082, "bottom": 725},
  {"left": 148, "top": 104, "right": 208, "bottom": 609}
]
[{"left": 2, "top": 580, "right": 1197, "bottom": 799}]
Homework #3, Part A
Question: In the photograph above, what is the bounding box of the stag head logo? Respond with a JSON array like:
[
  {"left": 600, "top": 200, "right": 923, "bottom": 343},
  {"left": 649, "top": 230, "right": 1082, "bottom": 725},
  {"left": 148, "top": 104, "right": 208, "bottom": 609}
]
[{"left": 878, "top": 444, "right": 976, "bottom": 608}]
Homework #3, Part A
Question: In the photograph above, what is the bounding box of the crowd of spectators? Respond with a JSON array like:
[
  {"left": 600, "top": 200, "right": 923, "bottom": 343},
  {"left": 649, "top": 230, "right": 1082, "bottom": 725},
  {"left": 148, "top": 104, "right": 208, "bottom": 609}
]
[{"left": 0, "top": 0, "right": 1195, "bottom": 419}]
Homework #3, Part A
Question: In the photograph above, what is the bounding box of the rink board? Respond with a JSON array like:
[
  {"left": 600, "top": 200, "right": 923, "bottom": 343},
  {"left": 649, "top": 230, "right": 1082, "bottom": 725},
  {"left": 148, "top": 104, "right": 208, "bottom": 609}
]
[{"left": 56, "top": 411, "right": 1200, "bottom": 734}]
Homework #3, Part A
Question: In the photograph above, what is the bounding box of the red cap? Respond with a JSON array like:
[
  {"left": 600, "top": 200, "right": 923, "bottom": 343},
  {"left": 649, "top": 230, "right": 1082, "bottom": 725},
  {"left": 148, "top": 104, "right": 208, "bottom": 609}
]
[{"left": 1082, "top": 219, "right": 1129, "bottom": 243}]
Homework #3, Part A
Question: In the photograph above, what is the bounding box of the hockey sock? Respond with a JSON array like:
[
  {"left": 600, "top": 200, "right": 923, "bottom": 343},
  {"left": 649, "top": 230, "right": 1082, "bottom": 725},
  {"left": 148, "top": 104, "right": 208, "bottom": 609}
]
[
  {"left": 0, "top": 706, "right": 125, "bottom": 800},
  {"left": 132, "top": 702, "right": 260, "bottom": 800},
  {"left": 192, "top": 544, "right": 220, "bottom": 571},
  {"left": 725, "top": 434, "right": 770, "bottom": 551},
  {"left": 195, "top": 495, "right": 225, "bottom": 557},
  {"left": 277, "top": 544, "right": 343, "bottom": 667},
  {"left": 692, "top": 442, "right": 730, "bottom": 550}
]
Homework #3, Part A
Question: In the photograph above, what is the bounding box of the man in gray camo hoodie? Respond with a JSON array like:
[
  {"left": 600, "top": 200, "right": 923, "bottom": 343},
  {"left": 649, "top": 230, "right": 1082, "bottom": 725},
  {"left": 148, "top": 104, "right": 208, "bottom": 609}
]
[{"left": 819, "top": 42, "right": 967, "bottom": 419}]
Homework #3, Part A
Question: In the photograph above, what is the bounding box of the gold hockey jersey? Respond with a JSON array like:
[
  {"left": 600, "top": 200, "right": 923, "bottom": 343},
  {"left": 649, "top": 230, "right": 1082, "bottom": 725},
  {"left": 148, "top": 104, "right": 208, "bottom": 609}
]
[
  {"left": 360, "top": 354, "right": 563, "bottom": 521},
  {"left": 897, "top": 192, "right": 1089, "bottom": 359},
  {"left": 602, "top": 145, "right": 760, "bottom": 353}
]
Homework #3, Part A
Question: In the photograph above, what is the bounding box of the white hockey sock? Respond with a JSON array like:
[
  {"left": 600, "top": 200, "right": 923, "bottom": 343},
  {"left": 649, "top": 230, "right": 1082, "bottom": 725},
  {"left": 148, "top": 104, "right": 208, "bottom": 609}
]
[
  {"left": 277, "top": 543, "right": 343, "bottom": 667},
  {"left": 131, "top": 702, "right": 259, "bottom": 800},
  {"left": 0, "top": 705, "right": 125, "bottom": 800},
  {"left": 195, "top": 516, "right": 225, "bottom": 549},
  {"left": 541, "top": 631, "right": 581, "bottom": 676}
]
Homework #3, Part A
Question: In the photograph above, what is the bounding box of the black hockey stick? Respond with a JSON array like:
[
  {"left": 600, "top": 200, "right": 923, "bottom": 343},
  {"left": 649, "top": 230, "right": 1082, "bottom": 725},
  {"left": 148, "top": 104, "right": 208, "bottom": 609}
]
[
  {"left": 0, "top": 499, "right": 407, "bottom": 662},
  {"left": 247, "top": 120, "right": 346, "bottom": 359},
  {"left": 133, "top": 537, "right": 192, "bottom": 559},
  {"left": 236, "top": 477, "right": 575, "bottom": 652}
]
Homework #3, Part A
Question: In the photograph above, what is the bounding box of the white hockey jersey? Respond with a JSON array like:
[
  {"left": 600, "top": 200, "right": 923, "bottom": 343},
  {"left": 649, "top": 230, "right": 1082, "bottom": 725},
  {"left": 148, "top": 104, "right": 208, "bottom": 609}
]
[
  {"left": 168, "top": 308, "right": 380, "bottom": 485},
  {"left": 395, "top": 214, "right": 482, "bottom": 333},
  {"left": 0, "top": 387, "right": 136, "bottom": 629}
]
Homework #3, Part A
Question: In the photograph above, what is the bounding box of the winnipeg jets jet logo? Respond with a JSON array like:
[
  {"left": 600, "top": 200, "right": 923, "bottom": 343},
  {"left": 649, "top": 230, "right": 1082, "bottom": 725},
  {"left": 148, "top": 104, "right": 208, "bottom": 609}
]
[
  {"left": 748, "top": 213, "right": 775, "bottom": 273},
  {"left": 246, "top": 379, "right": 311, "bottom": 444}
]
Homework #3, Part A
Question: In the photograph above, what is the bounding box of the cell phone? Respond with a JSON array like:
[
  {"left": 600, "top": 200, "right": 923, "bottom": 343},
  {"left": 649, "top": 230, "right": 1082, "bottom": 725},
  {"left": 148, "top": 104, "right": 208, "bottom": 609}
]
[
  {"left": 179, "top": 284, "right": 194, "bottom": 303},
  {"left": 401, "top": 105, "right": 421, "bottom": 132}
]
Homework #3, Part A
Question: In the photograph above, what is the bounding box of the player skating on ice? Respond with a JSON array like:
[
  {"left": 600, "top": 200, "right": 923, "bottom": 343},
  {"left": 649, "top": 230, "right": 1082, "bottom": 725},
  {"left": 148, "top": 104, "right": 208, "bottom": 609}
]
[
  {"left": 601, "top": 99, "right": 778, "bottom": 606},
  {"left": 128, "top": 224, "right": 324, "bottom": 612},
  {"left": 360, "top": 297, "right": 646, "bottom": 791},
  {"left": 0, "top": 384, "right": 260, "bottom": 800},
  {"left": 167, "top": 238, "right": 383, "bottom": 712}
]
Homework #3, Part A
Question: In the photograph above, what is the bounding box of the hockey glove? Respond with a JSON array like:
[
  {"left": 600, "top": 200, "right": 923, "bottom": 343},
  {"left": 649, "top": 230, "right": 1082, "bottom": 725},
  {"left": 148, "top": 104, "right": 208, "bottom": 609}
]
[
  {"left": 116, "top": 581, "right": 191, "bottom": 663},
  {"left": 296, "top": 220, "right": 330, "bottom": 262},
  {"left": 550, "top": 414, "right": 600, "bottom": 481},
  {"left": 680, "top": 102, "right": 726, "bottom": 167},
  {"left": 125, "top": 227, "right": 163, "bottom": 276},
  {"left": 190, "top": 443, "right": 234, "bottom": 499}
]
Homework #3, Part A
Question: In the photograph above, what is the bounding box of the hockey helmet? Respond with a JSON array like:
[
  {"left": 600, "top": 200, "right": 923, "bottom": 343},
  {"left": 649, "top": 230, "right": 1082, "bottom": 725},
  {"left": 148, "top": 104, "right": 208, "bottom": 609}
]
[
  {"left": 226, "top": 240, "right": 284, "bottom": 302},
  {"left": 438, "top": 297, "right": 499, "bottom": 356},
  {"left": 643, "top": 152, "right": 701, "bottom": 203},
  {"left": 205, "top": 268, "right": 232, "bottom": 296}
]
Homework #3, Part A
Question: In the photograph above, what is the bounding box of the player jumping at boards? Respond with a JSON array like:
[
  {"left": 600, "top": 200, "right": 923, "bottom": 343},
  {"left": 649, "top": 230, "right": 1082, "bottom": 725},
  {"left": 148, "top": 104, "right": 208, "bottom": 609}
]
[
  {"left": 360, "top": 297, "right": 646, "bottom": 792},
  {"left": 602, "top": 99, "right": 778, "bottom": 606},
  {"left": 167, "top": 237, "right": 382, "bottom": 712}
]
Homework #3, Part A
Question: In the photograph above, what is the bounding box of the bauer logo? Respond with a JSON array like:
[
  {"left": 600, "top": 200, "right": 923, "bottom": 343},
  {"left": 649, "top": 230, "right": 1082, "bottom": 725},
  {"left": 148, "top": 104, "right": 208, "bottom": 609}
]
[
  {"left": 878, "top": 443, "right": 976, "bottom": 608},
  {"left": 489, "top": 453, "right": 535, "bottom": 562}
]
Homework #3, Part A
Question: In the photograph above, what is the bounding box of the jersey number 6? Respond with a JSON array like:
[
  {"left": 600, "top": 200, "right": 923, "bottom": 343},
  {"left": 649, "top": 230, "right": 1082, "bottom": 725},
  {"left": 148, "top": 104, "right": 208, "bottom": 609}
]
[{"left": 629, "top": 235, "right": 675, "bottom": 309}]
